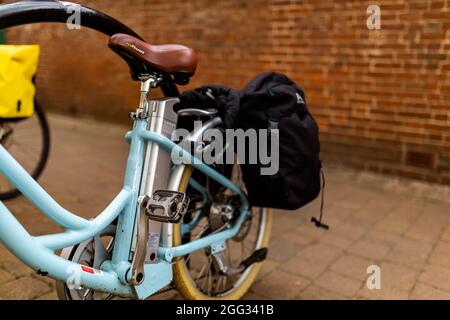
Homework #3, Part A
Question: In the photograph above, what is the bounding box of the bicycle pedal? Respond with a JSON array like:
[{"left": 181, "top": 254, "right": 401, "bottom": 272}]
[
  {"left": 140, "top": 190, "right": 190, "bottom": 223},
  {"left": 239, "top": 248, "right": 268, "bottom": 270}
]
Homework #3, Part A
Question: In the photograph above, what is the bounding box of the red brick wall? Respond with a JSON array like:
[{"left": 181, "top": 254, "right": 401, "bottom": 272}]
[{"left": 3, "top": 0, "right": 450, "bottom": 184}]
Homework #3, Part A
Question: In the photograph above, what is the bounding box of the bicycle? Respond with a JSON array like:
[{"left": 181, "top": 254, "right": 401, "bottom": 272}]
[
  {"left": 0, "top": 1, "right": 272, "bottom": 300},
  {"left": 0, "top": 98, "right": 51, "bottom": 201}
]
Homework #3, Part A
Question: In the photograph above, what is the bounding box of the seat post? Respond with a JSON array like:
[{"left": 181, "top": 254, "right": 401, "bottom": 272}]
[
  {"left": 138, "top": 78, "right": 151, "bottom": 114},
  {"left": 131, "top": 75, "right": 163, "bottom": 120}
]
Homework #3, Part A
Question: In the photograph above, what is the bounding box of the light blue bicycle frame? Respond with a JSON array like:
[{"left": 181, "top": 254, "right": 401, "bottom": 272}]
[{"left": 0, "top": 97, "right": 249, "bottom": 299}]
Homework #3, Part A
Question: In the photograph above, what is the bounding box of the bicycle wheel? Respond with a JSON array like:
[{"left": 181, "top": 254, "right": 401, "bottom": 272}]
[
  {"left": 173, "top": 163, "right": 273, "bottom": 300},
  {"left": 0, "top": 99, "right": 51, "bottom": 200}
]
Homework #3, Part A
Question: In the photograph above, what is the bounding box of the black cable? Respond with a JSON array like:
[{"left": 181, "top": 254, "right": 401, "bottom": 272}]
[{"left": 311, "top": 169, "right": 329, "bottom": 230}]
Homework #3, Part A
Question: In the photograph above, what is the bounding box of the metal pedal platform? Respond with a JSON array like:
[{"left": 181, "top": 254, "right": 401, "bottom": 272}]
[{"left": 140, "top": 190, "right": 190, "bottom": 223}]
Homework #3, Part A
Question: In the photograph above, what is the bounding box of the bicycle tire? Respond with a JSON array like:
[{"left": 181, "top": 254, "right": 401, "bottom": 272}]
[{"left": 0, "top": 99, "right": 51, "bottom": 201}]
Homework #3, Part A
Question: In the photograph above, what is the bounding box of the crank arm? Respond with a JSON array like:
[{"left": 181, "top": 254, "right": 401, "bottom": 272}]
[
  {"left": 129, "top": 200, "right": 164, "bottom": 285},
  {"left": 129, "top": 205, "right": 148, "bottom": 285}
]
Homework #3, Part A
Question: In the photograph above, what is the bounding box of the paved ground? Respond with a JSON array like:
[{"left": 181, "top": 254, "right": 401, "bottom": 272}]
[{"left": 1, "top": 114, "right": 450, "bottom": 300}]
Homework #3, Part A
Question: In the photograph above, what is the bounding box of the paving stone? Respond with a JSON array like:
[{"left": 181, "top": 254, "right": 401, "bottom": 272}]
[
  {"left": 298, "top": 285, "right": 347, "bottom": 300},
  {"left": 0, "top": 277, "right": 51, "bottom": 300},
  {"left": 281, "top": 255, "right": 328, "bottom": 280},
  {"left": 0, "top": 269, "right": 14, "bottom": 284},
  {"left": 242, "top": 291, "right": 270, "bottom": 300},
  {"left": 290, "top": 224, "right": 327, "bottom": 241},
  {"left": 421, "top": 203, "right": 450, "bottom": 224},
  {"left": 0, "top": 260, "right": 34, "bottom": 278},
  {"left": 357, "top": 286, "right": 409, "bottom": 300},
  {"left": 374, "top": 215, "right": 413, "bottom": 235},
  {"left": 359, "top": 197, "right": 398, "bottom": 218},
  {"left": 331, "top": 222, "right": 366, "bottom": 241},
  {"left": 326, "top": 201, "right": 357, "bottom": 219},
  {"left": 441, "top": 225, "right": 450, "bottom": 242},
  {"left": 32, "top": 274, "right": 56, "bottom": 287},
  {"left": 270, "top": 212, "right": 309, "bottom": 231},
  {"left": 270, "top": 218, "right": 298, "bottom": 235},
  {"left": 344, "top": 198, "right": 393, "bottom": 229},
  {"left": 340, "top": 189, "right": 373, "bottom": 208},
  {"left": 404, "top": 214, "right": 446, "bottom": 243},
  {"left": 418, "top": 265, "right": 450, "bottom": 292},
  {"left": 428, "top": 241, "right": 450, "bottom": 268},
  {"left": 410, "top": 283, "right": 450, "bottom": 300},
  {"left": 148, "top": 290, "right": 180, "bottom": 301},
  {"left": 314, "top": 271, "right": 363, "bottom": 298},
  {"left": 347, "top": 239, "right": 391, "bottom": 261},
  {"left": 322, "top": 184, "right": 353, "bottom": 203},
  {"left": 267, "top": 239, "right": 301, "bottom": 262},
  {"left": 0, "top": 245, "right": 15, "bottom": 261},
  {"left": 278, "top": 230, "right": 316, "bottom": 248},
  {"left": 257, "top": 259, "right": 279, "bottom": 280},
  {"left": 298, "top": 243, "right": 342, "bottom": 266},
  {"left": 252, "top": 271, "right": 310, "bottom": 300},
  {"left": 330, "top": 255, "right": 375, "bottom": 281},
  {"left": 363, "top": 229, "right": 402, "bottom": 247},
  {"left": 390, "top": 201, "right": 426, "bottom": 221},
  {"left": 386, "top": 238, "right": 433, "bottom": 268},
  {"left": 318, "top": 233, "right": 353, "bottom": 250},
  {"left": 378, "top": 262, "right": 419, "bottom": 291}
]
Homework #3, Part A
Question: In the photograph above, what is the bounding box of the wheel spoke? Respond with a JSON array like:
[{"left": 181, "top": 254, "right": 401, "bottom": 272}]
[
  {"left": 206, "top": 258, "right": 213, "bottom": 295},
  {"left": 195, "top": 260, "right": 209, "bottom": 283},
  {"left": 82, "top": 289, "right": 93, "bottom": 300}
]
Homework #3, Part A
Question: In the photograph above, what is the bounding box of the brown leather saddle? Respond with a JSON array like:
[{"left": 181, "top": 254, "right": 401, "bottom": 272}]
[{"left": 108, "top": 33, "right": 197, "bottom": 85}]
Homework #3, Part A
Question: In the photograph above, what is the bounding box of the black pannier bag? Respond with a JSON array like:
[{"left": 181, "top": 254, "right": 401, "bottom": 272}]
[
  {"left": 175, "top": 72, "right": 326, "bottom": 227},
  {"left": 236, "top": 72, "right": 322, "bottom": 211}
]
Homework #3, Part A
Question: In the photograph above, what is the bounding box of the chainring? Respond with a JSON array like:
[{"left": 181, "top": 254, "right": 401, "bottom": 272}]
[{"left": 55, "top": 225, "right": 117, "bottom": 300}]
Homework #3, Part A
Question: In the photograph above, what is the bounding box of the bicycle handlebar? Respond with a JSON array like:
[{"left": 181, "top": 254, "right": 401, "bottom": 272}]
[{"left": 0, "top": 0, "right": 179, "bottom": 96}]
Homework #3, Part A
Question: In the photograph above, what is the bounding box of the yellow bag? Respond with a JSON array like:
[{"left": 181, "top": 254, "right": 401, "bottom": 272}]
[{"left": 0, "top": 45, "right": 40, "bottom": 119}]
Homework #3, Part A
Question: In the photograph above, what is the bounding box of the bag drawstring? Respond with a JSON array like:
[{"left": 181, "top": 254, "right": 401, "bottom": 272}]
[{"left": 311, "top": 167, "right": 329, "bottom": 230}]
